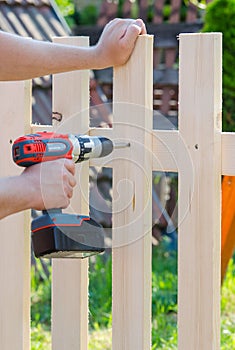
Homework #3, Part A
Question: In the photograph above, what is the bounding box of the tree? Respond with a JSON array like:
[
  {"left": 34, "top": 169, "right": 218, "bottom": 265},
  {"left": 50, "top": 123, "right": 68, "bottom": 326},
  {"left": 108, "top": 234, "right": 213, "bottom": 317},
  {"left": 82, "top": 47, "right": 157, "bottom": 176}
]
[{"left": 203, "top": 0, "right": 235, "bottom": 131}]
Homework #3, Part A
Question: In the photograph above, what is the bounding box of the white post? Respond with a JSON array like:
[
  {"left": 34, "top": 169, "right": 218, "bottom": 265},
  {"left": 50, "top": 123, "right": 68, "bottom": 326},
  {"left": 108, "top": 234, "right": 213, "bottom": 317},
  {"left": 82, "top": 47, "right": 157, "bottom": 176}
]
[
  {"left": 0, "top": 81, "right": 31, "bottom": 350},
  {"left": 112, "top": 35, "right": 153, "bottom": 350},
  {"left": 178, "top": 33, "right": 222, "bottom": 350},
  {"left": 52, "top": 37, "right": 90, "bottom": 350}
]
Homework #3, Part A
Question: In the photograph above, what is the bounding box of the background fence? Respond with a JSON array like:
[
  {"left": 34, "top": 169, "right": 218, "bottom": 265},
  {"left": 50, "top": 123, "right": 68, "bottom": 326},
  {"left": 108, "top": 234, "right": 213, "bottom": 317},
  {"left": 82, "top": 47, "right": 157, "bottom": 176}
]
[{"left": 0, "top": 32, "right": 227, "bottom": 349}]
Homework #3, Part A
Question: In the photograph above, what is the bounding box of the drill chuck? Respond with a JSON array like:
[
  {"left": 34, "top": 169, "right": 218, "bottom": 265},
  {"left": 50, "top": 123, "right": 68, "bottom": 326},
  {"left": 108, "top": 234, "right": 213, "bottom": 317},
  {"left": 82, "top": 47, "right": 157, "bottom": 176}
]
[{"left": 70, "top": 135, "right": 113, "bottom": 162}]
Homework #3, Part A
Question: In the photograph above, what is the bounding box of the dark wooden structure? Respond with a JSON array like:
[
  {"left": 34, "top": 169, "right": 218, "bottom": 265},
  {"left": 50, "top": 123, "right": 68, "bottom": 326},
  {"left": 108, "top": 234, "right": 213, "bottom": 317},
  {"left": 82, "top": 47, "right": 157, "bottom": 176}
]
[
  {"left": 74, "top": 0, "right": 212, "bottom": 125},
  {"left": 0, "top": 0, "right": 71, "bottom": 125}
]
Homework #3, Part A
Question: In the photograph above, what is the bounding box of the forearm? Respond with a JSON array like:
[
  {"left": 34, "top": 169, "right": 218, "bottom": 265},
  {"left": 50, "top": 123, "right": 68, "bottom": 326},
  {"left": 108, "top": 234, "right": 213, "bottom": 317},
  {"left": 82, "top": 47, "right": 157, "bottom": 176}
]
[
  {"left": 0, "top": 176, "right": 32, "bottom": 219},
  {"left": 0, "top": 31, "right": 98, "bottom": 81},
  {"left": 0, "top": 19, "right": 146, "bottom": 81}
]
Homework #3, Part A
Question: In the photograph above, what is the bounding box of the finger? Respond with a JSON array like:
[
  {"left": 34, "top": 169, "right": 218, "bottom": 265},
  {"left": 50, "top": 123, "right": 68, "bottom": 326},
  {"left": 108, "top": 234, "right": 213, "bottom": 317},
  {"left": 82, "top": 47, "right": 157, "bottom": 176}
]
[
  {"left": 62, "top": 168, "right": 76, "bottom": 188},
  {"left": 105, "top": 19, "right": 127, "bottom": 41},
  {"left": 61, "top": 198, "right": 70, "bottom": 209},
  {"left": 135, "top": 18, "right": 147, "bottom": 34},
  {"left": 119, "top": 22, "right": 141, "bottom": 47},
  {"left": 68, "top": 173, "right": 77, "bottom": 188},
  {"left": 65, "top": 184, "right": 74, "bottom": 199},
  {"left": 64, "top": 159, "right": 76, "bottom": 176},
  {"left": 106, "top": 18, "right": 141, "bottom": 38}
]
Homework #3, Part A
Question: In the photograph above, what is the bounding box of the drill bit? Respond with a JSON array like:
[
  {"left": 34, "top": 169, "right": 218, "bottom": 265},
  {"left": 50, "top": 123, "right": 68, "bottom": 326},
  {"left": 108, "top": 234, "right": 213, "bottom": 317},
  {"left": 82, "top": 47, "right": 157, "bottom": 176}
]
[{"left": 113, "top": 142, "right": 131, "bottom": 149}]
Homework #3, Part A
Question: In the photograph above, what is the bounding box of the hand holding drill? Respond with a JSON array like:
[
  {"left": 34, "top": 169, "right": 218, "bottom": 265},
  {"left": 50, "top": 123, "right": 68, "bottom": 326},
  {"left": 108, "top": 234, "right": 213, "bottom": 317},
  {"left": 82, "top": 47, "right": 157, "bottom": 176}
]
[
  {"left": 20, "top": 158, "right": 76, "bottom": 211},
  {"left": 12, "top": 131, "right": 128, "bottom": 258}
]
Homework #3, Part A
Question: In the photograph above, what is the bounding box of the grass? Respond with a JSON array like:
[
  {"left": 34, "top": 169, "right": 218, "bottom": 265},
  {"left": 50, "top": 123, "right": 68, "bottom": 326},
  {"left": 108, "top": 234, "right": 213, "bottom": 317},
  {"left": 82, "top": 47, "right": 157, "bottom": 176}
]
[
  {"left": 89, "top": 328, "right": 112, "bottom": 350},
  {"left": 31, "top": 263, "right": 51, "bottom": 350},
  {"left": 221, "top": 258, "right": 235, "bottom": 349},
  {"left": 31, "top": 242, "right": 235, "bottom": 349},
  {"left": 31, "top": 325, "right": 51, "bottom": 350}
]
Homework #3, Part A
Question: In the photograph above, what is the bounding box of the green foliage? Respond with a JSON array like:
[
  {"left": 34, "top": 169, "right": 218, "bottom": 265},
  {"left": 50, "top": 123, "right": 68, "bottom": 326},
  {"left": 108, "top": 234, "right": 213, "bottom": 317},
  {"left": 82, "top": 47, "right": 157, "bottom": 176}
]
[
  {"left": 89, "top": 244, "right": 178, "bottom": 348},
  {"left": 152, "top": 247, "right": 177, "bottom": 315},
  {"left": 54, "top": 0, "right": 76, "bottom": 27},
  {"left": 202, "top": 0, "right": 235, "bottom": 131},
  {"left": 89, "top": 254, "right": 112, "bottom": 328},
  {"left": 75, "top": 5, "right": 99, "bottom": 25},
  {"left": 31, "top": 246, "right": 235, "bottom": 349},
  {"left": 31, "top": 324, "right": 51, "bottom": 350},
  {"left": 54, "top": 0, "right": 98, "bottom": 26},
  {"left": 183, "top": 0, "right": 207, "bottom": 10},
  {"left": 89, "top": 328, "right": 112, "bottom": 349},
  {"left": 55, "top": 0, "right": 205, "bottom": 28},
  {"left": 152, "top": 244, "right": 178, "bottom": 348},
  {"left": 221, "top": 259, "right": 235, "bottom": 349},
  {"left": 55, "top": 0, "right": 75, "bottom": 17},
  {"left": 31, "top": 262, "right": 51, "bottom": 329},
  {"left": 31, "top": 261, "right": 51, "bottom": 350}
]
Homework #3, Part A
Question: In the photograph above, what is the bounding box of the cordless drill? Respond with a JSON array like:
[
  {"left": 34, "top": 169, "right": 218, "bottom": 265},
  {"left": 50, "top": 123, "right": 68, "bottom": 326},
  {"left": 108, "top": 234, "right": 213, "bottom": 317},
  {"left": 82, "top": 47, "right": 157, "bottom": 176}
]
[{"left": 12, "top": 131, "right": 120, "bottom": 259}]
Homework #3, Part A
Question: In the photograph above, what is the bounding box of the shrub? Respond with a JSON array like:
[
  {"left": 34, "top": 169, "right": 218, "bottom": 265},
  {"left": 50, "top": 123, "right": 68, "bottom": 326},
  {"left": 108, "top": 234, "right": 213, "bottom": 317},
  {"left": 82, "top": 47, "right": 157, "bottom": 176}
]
[{"left": 202, "top": 0, "right": 235, "bottom": 131}]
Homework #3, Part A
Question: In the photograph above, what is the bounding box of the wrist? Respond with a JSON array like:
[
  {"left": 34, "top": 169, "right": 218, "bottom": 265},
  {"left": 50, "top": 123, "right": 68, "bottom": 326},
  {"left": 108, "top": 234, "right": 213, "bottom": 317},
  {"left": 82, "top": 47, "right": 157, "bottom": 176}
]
[
  {"left": 88, "top": 45, "right": 105, "bottom": 70},
  {"left": 0, "top": 175, "right": 32, "bottom": 219},
  {"left": 18, "top": 170, "right": 42, "bottom": 211},
  {"left": 89, "top": 42, "right": 117, "bottom": 70},
  {"left": 18, "top": 173, "right": 37, "bottom": 210}
]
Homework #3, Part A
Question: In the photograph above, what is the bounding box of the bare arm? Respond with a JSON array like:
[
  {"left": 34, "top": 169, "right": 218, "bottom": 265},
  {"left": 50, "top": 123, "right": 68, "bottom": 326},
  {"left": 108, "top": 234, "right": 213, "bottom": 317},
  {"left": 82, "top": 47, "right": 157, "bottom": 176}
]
[
  {"left": 0, "top": 159, "right": 76, "bottom": 219},
  {"left": 0, "top": 18, "right": 146, "bottom": 81},
  {"left": 0, "top": 18, "right": 146, "bottom": 218}
]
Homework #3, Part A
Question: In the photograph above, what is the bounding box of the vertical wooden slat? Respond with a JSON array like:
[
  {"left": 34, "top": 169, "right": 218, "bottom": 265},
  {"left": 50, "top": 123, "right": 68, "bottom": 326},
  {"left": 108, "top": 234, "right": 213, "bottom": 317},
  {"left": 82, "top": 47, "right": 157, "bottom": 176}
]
[
  {"left": 122, "top": 0, "right": 132, "bottom": 18},
  {"left": 0, "top": 81, "right": 31, "bottom": 350},
  {"left": 112, "top": 35, "right": 153, "bottom": 350},
  {"left": 169, "top": 0, "right": 182, "bottom": 23},
  {"left": 98, "top": 0, "right": 118, "bottom": 26},
  {"left": 153, "top": 0, "right": 165, "bottom": 24},
  {"left": 139, "top": 0, "right": 148, "bottom": 22},
  {"left": 186, "top": 2, "right": 198, "bottom": 22},
  {"left": 178, "top": 33, "right": 222, "bottom": 350},
  {"left": 52, "top": 37, "right": 90, "bottom": 350}
]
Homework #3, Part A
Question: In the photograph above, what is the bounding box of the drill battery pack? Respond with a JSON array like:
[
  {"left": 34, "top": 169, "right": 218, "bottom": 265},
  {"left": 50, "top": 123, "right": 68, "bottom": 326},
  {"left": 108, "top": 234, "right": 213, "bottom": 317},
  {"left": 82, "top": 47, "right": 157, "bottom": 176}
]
[{"left": 31, "top": 210, "right": 105, "bottom": 258}]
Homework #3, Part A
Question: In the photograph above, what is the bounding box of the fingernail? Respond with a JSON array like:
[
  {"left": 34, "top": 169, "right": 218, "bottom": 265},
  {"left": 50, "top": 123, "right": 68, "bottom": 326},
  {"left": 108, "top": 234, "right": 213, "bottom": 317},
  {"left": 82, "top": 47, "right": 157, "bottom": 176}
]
[
  {"left": 135, "top": 18, "right": 143, "bottom": 27},
  {"left": 132, "top": 24, "right": 142, "bottom": 33}
]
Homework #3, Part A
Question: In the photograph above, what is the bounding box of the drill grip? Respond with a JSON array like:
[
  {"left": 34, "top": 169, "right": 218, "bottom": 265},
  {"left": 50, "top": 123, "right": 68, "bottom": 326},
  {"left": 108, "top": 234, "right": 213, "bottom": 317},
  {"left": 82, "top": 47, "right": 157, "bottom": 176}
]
[{"left": 12, "top": 134, "right": 73, "bottom": 167}]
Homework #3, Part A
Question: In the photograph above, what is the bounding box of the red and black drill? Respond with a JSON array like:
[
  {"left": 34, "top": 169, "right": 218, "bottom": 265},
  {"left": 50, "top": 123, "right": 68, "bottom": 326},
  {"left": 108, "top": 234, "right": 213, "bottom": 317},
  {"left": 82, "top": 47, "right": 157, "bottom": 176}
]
[{"left": 12, "top": 131, "right": 126, "bottom": 259}]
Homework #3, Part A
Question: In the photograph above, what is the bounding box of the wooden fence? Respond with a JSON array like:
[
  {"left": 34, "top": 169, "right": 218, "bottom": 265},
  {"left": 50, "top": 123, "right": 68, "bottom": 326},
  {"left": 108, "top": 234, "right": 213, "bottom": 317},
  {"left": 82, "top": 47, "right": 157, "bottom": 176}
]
[{"left": 0, "top": 32, "right": 227, "bottom": 349}]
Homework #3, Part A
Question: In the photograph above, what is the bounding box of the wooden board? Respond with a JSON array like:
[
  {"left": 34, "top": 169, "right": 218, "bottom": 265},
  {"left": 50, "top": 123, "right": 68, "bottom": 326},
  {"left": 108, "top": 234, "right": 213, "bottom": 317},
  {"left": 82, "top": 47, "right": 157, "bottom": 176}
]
[
  {"left": 178, "top": 33, "right": 222, "bottom": 350},
  {"left": 91, "top": 129, "right": 235, "bottom": 176},
  {"left": 112, "top": 35, "right": 153, "bottom": 350},
  {"left": 0, "top": 81, "right": 31, "bottom": 350},
  {"left": 221, "top": 132, "right": 235, "bottom": 175},
  {"left": 51, "top": 37, "right": 90, "bottom": 350}
]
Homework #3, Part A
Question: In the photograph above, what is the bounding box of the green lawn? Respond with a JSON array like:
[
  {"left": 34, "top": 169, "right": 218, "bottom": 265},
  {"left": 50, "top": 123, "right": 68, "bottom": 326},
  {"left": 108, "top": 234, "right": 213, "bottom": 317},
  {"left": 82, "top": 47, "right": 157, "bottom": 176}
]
[{"left": 31, "top": 244, "right": 235, "bottom": 349}]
